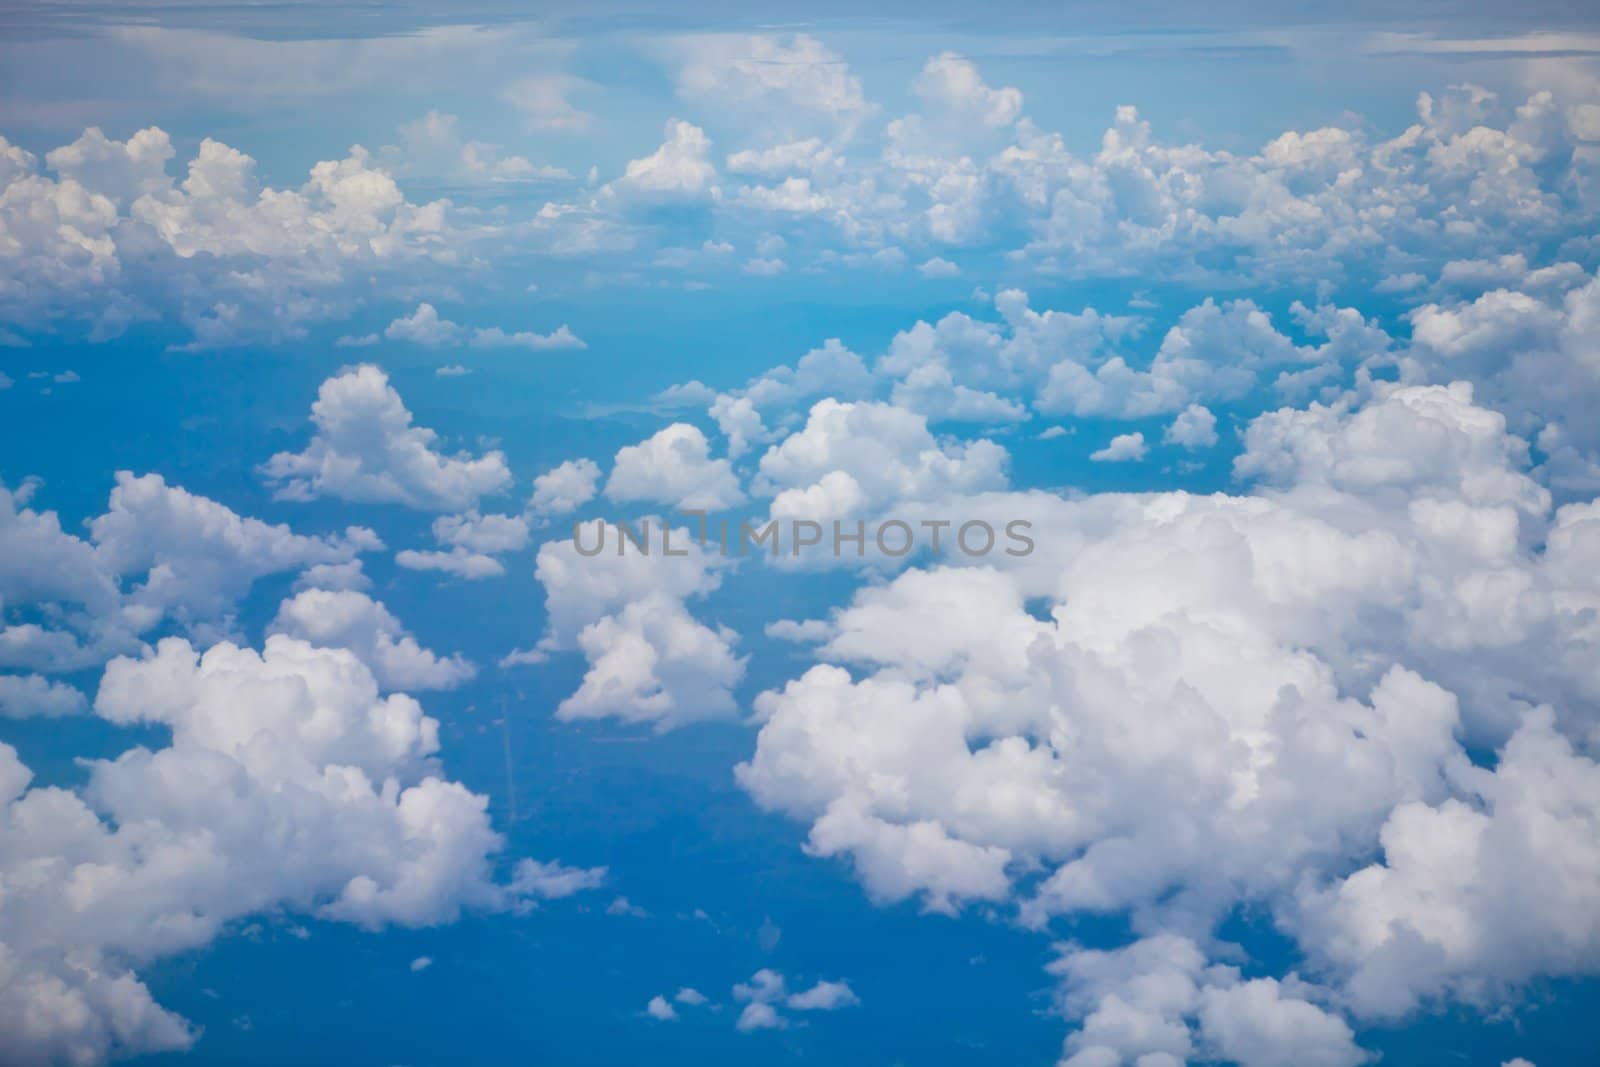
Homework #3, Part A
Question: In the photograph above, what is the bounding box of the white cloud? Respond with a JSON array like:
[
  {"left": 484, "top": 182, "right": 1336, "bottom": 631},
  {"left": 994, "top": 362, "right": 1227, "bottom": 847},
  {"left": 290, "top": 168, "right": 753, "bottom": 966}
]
[
  {"left": 269, "top": 588, "right": 474, "bottom": 690},
  {"left": 0, "top": 673, "right": 87, "bottom": 718},
  {"left": 388, "top": 111, "right": 571, "bottom": 185},
  {"left": 726, "top": 968, "right": 855, "bottom": 1031},
  {"left": 523, "top": 519, "right": 743, "bottom": 729},
  {"left": 383, "top": 302, "right": 462, "bottom": 345},
  {"left": 1297, "top": 704, "right": 1600, "bottom": 1019},
  {"left": 432, "top": 510, "right": 530, "bottom": 554},
  {"left": 1089, "top": 431, "right": 1147, "bottom": 462},
  {"left": 1198, "top": 979, "right": 1366, "bottom": 1067},
  {"left": 559, "top": 594, "right": 746, "bottom": 730},
  {"left": 736, "top": 1001, "right": 785, "bottom": 1032},
  {"left": 733, "top": 969, "right": 788, "bottom": 1031},
  {"left": 606, "top": 895, "right": 648, "bottom": 918},
  {"left": 262, "top": 364, "right": 512, "bottom": 511},
  {"left": 0, "top": 633, "right": 599, "bottom": 1064},
  {"left": 727, "top": 139, "right": 838, "bottom": 178},
  {"left": 394, "top": 510, "right": 530, "bottom": 581},
  {"left": 529, "top": 458, "right": 601, "bottom": 516},
  {"left": 737, "top": 378, "right": 1600, "bottom": 1044},
  {"left": 394, "top": 547, "right": 506, "bottom": 580},
  {"left": 91, "top": 471, "right": 379, "bottom": 629},
  {"left": 786, "top": 979, "right": 859, "bottom": 1012},
  {"left": 755, "top": 399, "right": 1008, "bottom": 520},
  {"left": 603, "top": 120, "right": 719, "bottom": 206},
  {"left": 1165, "top": 404, "right": 1219, "bottom": 450},
  {"left": 1049, "top": 937, "right": 1364, "bottom": 1067},
  {"left": 913, "top": 53, "right": 1023, "bottom": 129},
  {"left": 509, "top": 859, "right": 607, "bottom": 900},
  {"left": 664, "top": 34, "right": 872, "bottom": 141},
  {"left": 373, "top": 303, "right": 585, "bottom": 351},
  {"left": 605, "top": 423, "right": 745, "bottom": 512},
  {"left": 0, "top": 124, "right": 476, "bottom": 348},
  {"left": 646, "top": 994, "right": 678, "bottom": 1021}
]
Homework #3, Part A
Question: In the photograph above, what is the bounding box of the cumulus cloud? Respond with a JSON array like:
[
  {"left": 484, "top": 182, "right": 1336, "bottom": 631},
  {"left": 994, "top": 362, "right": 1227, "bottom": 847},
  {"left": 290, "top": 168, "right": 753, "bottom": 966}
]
[
  {"left": 1165, "top": 404, "right": 1220, "bottom": 449},
  {"left": 0, "top": 673, "right": 88, "bottom": 718},
  {"left": 1090, "top": 431, "right": 1147, "bottom": 462},
  {"left": 2, "top": 472, "right": 381, "bottom": 674},
  {"left": 602, "top": 120, "right": 720, "bottom": 207},
  {"left": 0, "top": 125, "right": 468, "bottom": 348},
  {"left": 363, "top": 302, "right": 585, "bottom": 351},
  {"left": 786, "top": 979, "right": 860, "bottom": 1012},
  {"left": 516, "top": 519, "right": 744, "bottom": 729},
  {"left": 529, "top": 458, "right": 602, "bottom": 517},
  {"left": 605, "top": 423, "right": 745, "bottom": 512},
  {"left": 262, "top": 364, "right": 512, "bottom": 511},
  {"left": 0, "top": 634, "right": 600, "bottom": 1064},
  {"left": 736, "top": 379, "right": 1600, "bottom": 1054},
  {"left": 91, "top": 471, "right": 379, "bottom": 629},
  {"left": 558, "top": 594, "right": 746, "bottom": 730},
  {"left": 394, "top": 510, "right": 530, "bottom": 581},
  {"left": 1401, "top": 264, "right": 1600, "bottom": 491},
  {"left": 1050, "top": 936, "right": 1364, "bottom": 1067},
  {"left": 269, "top": 588, "right": 475, "bottom": 690},
  {"left": 728, "top": 968, "right": 857, "bottom": 1031},
  {"left": 756, "top": 398, "right": 1007, "bottom": 523},
  {"left": 7, "top": 76, "right": 1600, "bottom": 349}
]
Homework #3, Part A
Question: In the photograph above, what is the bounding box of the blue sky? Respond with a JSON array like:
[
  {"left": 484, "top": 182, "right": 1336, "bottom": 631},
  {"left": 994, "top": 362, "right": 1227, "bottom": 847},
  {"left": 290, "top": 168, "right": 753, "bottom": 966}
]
[{"left": 3, "top": 3, "right": 1600, "bottom": 1065}]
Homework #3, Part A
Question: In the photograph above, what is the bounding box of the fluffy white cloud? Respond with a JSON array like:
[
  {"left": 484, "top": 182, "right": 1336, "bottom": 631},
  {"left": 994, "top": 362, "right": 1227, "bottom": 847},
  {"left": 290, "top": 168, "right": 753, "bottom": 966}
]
[
  {"left": 2, "top": 472, "right": 380, "bottom": 674},
  {"left": 262, "top": 364, "right": 512, "bottom": 511},
  {"left": 603, "top": 120, "right": 720, "bottom": 207},
  {"left": 1050, "top": 937, "right": 1364, "bottom": 1067},
  {"left": 559, "top": 594, "right": 745, "bottom": 730},
  {"left": 91, "top": 471, "right": 379, "bottom": 628},
  {"left": 0, "top": 634, "right": 599, "bottom": 1064},
  {"left": 0, "top": 479, "right": 130, "bottom": 671},
  {"left": 737, "top": 379, "right": 1600, "bottom": 1050},
  {"left": 431, "top": 510, "right": 530, "bottom": 554},
  {"left": 0, "top": 673, "right": 88, "bottom": 718},
  {"left": 8, "top": 76, "right": 1599, "bottom": 349},
  {"left": 728, "top": 968, "right": 856, "bottom": 1032},
  {"left": 911, "top": 53, "right": 1023, "bottom": 130},
  {"left": 1297, "top": 705, "right": 1600, "bottom": 1019},
  {"left": 605, "top": 423, "right": 745, "bottom": 512},
  {"left": 394, "top": 510, "right": 531, "bottom": 582},
  {"left": 0, "top": 125, "right": 472, "bottom": 347},
  {"left": 756, "top": 399, "right": 1007, "bottom": 523},
  {"left": 368, "top": 302, "right": 585, "bottom": 351},
  {"left": 786, "top": 979, "right": 859, "bottom": 1012},
  {"left": 726, "top": 138, "right": 839, "bottom": 178},
  {"left": 270, "top": 588, "right": 474, "bottom": 690},
  {"left": 1090, "top": 432, "right": 1147, "bottom": 463},
  {"left": 519, "top": 518, "right": 743, "bottom": 729},
  {"left": 1400, "top": 265, "right": 1600, "bottom": 491},
  {"left": 529, "top": 458, "right": 601, "bottom": 517},
  {"left": 1165, "top": 404, "right": 1219, "bottom": 450}
]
